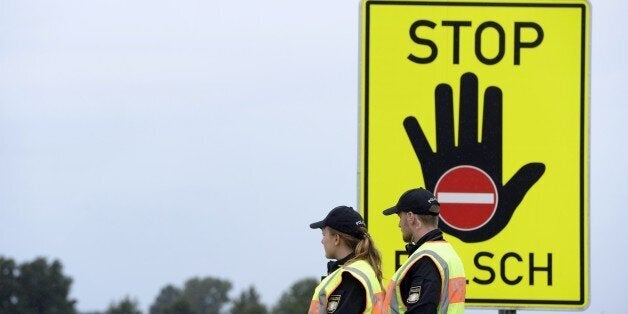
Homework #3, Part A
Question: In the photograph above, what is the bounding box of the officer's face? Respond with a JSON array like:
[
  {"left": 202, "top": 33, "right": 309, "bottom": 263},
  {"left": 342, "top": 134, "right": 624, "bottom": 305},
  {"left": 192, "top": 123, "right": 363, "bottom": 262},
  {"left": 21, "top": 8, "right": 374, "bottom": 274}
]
[
  {"left": 321, "top": 227, "right": 338, "bottom": 259},
  {"left": 398, "top": 212, "right": 413, "bottom": 243}
]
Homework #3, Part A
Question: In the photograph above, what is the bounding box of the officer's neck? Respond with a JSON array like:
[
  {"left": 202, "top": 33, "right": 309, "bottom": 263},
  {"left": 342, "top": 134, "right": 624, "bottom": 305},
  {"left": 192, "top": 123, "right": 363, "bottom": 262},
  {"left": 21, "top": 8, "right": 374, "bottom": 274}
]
[
  {"left": 327, "top": 251, "right": 356, "bottom": 274},
  {"left": 333, "top": 245, "right": 353, "bottom": 262},
  {"left": 410, "top": 226, "right": 436, "bottom": 244},
  {"left": 335, "top": 252, "right": 355, "bottom": 266}
]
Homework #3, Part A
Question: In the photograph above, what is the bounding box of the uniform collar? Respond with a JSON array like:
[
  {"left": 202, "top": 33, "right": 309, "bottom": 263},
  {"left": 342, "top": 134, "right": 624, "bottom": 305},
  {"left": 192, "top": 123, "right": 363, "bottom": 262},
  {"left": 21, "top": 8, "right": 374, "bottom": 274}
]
[
  {"left": 327, "top": 252, "right": 355, "bottom": 274},
  {"left": 406, "top": 229, "right": 444, "bottom": 255}
]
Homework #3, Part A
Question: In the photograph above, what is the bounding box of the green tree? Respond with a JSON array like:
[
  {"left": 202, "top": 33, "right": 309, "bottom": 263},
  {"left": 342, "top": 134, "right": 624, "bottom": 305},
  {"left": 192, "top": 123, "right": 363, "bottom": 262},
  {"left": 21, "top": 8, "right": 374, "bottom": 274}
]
[
  {"left": 149, "top": 277, "right": 231, "bottom": 314},
  {"left": 2, "top": 256, "right": 78, "bottom": 314},
  {"left": 229, "top": 286, "right": 267, "bottom": 314},
  {"left": 105, "top": 296, "right": 141, "bottom": 314},
  {"left": 0, "top": 257, "right": 18, "bottom": 312},
  {"left": 161, "top": 298, "right": 196, "bottom": 314},
  {"left": 182, "top": 277, "right": 231, "bottom": 314},
  {"left": 149, "top": 285, "right": 183, "bottom": 314},
  {"left": 271, "top": 278, "right": 318, "bottom": 314}
]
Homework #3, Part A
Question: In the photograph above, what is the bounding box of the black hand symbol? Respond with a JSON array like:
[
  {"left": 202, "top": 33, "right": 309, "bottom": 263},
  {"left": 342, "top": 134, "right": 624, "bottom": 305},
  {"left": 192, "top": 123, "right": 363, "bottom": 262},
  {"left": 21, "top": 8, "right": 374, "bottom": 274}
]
[{"left": 403, "top": 72, "right": 545, "bottom": 243}]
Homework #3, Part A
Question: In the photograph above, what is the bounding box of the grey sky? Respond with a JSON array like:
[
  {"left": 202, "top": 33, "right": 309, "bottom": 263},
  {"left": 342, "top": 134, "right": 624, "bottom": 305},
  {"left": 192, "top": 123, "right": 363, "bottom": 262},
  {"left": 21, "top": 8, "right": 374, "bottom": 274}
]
[{"left": 1, "top": 0, "right": 626, "bottom": 313}]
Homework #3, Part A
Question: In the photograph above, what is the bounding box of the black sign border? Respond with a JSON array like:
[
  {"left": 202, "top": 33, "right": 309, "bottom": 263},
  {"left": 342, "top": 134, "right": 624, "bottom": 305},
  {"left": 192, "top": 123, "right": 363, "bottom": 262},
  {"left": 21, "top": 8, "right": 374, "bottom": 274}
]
[{"left": 361, "top": 0, "right": 588, "bottom": 307}]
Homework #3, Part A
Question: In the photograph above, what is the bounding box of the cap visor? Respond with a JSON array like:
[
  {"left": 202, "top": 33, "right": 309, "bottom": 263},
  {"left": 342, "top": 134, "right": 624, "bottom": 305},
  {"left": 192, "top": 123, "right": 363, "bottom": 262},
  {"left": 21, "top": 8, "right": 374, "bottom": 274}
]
[
  {"left": 309, "top": 220, "right": 325, "bottom": 229},
  {"left": 382, "top": 206, "right": 399, "bottom": 216}
]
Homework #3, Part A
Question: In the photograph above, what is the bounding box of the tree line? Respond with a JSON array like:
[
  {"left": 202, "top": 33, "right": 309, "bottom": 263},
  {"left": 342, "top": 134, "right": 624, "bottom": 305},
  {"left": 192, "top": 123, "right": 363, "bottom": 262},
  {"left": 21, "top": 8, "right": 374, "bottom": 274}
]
[{"left": 0, "top": 256, "right": 317, "bottom": 314}]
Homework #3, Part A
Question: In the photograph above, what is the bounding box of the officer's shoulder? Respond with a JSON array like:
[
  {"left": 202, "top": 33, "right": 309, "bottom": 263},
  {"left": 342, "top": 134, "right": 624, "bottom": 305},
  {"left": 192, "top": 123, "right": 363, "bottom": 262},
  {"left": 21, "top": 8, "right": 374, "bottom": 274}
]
[
  {"left": 341, "top": 271, "right": 367, "bottom": 289},
  {"left": 341, "top": 270, "right": 361, "bottom": 282},
  {"left": 408, "top": 256, "right": 439, "bottom": 273}
]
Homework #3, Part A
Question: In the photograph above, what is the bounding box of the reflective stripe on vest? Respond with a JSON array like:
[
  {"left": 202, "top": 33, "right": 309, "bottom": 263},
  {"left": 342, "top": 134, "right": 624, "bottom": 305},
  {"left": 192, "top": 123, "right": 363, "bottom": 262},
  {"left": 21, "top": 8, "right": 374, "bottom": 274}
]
[
  {"left": 384, "top": 241, "right": 466, "bottom": 314},
  {"left": 309, "top": 259, "right": 384, "bottom": 314}
]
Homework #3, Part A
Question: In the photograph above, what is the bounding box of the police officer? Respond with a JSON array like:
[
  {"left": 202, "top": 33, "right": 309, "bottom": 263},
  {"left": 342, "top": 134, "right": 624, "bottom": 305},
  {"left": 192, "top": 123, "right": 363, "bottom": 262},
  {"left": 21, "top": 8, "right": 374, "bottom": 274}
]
[
  {"left": 382, "top": 188, "right": 466, "bottom": 314},
  {"left": 309, "top": 205, "right": 385, "bottom": 314}
]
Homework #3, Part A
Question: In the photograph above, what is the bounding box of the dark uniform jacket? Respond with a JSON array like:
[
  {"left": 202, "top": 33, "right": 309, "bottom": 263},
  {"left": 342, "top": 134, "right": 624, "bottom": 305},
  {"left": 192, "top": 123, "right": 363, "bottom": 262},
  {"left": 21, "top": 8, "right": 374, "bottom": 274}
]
[
  {"left": 323, "top": 253, "right": 367, "bottom": 313},
  {"left": 400, "top": 229, "right": 445, "bottom": 313}
]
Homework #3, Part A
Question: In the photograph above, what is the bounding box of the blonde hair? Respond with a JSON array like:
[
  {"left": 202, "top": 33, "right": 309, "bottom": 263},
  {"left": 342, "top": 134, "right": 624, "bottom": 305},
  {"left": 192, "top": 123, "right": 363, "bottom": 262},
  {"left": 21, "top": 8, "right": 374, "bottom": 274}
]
[{"left": 330, "top": 227, "right": 383, "bottom": 285}]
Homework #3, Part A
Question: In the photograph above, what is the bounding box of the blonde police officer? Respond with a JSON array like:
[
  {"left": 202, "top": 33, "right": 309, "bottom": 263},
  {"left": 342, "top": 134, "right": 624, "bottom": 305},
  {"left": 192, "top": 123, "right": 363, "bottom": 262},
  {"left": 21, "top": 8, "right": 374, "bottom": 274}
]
[
  {"left": 309, "top": 206, "right": 385, "bottom": 314},
  {"left": 382, "top": 188, "right": 466, "bottom": 313}
]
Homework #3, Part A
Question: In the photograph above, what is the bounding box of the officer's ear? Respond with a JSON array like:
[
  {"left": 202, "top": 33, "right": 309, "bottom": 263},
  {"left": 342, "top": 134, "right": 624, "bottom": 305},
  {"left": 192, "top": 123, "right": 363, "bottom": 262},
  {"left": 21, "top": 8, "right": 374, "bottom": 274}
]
[
  {"left": 406, "top": 211, "right": 416, "bottom": 224},
  {"left": 408, "top": 212, "right": 421, "bottom": 228}
]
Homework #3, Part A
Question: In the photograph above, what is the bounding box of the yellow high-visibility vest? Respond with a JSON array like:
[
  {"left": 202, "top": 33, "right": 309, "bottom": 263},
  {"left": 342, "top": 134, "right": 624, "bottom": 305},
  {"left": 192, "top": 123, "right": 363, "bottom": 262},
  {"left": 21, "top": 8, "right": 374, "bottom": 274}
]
[
  {"left": 309, "top": 259, "right": 384, "bottom": 314},
  {"left": 383, "top": 241, "right": 466, "bottom": 314}
]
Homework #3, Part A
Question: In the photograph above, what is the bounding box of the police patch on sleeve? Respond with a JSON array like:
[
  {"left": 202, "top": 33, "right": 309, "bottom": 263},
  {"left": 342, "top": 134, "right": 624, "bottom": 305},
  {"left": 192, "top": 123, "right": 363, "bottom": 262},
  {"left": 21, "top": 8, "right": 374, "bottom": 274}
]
[
  {"left": 407, "top": 286, "right": 421, "bottom": 304},
  {"left": 327, "top": 295, "right": 341, "bottom": 313}
]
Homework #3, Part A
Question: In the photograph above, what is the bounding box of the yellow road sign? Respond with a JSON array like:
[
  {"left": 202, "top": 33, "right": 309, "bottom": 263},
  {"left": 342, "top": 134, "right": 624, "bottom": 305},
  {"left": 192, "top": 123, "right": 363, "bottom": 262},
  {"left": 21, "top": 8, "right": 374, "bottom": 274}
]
[{"left": 359, "top": 0, "right": 589, "bottom": 309}]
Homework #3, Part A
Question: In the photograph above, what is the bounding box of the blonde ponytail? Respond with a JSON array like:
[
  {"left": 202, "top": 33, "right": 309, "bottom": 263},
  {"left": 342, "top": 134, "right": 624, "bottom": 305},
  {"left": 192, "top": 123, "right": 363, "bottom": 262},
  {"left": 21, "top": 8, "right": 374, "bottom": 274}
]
[{"left": 334, "top": 227, "right": 384, "bottom": 286}]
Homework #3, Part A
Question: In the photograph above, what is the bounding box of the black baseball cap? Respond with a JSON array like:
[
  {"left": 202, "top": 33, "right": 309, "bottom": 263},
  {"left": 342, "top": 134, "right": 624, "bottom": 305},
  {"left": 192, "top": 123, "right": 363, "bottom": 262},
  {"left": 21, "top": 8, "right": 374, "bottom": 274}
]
[
  {"left": 382, "top": 188, "right": 440, "bottom": 216},
  {"left": 310, "top": 206, "right": 366, "bottom": 239}
]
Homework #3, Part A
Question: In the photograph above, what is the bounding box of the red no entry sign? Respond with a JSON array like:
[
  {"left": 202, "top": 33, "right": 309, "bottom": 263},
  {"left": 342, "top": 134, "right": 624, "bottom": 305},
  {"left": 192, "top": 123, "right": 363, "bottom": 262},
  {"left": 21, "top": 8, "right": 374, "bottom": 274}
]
[{"left": 434, "top": 165, "right": 498, "bottom": 230}]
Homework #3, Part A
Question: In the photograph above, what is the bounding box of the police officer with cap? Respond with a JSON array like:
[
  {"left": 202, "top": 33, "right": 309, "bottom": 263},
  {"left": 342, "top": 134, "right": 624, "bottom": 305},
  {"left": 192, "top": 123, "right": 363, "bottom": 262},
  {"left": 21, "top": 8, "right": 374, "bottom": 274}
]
[
  {"left": 382, "top": 188, "right": 466, "bottom": 313},
  {"left": 309, "top": 205, "right": 385, "bottom": 314}
]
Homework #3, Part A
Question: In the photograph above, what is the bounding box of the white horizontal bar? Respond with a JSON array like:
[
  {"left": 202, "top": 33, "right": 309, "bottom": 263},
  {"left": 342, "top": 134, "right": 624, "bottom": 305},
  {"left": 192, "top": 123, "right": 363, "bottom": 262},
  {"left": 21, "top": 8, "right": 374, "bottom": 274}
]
[{"left": 437, "top": 192, "right": 494, "bottom": 204}]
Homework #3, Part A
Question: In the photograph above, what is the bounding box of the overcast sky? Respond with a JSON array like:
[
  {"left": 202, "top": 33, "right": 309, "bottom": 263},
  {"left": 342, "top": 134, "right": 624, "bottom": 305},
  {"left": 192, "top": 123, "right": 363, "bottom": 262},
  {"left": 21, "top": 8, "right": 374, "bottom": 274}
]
[{"left": 1, "top": 0, "right": 626, "bottom": 313}]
